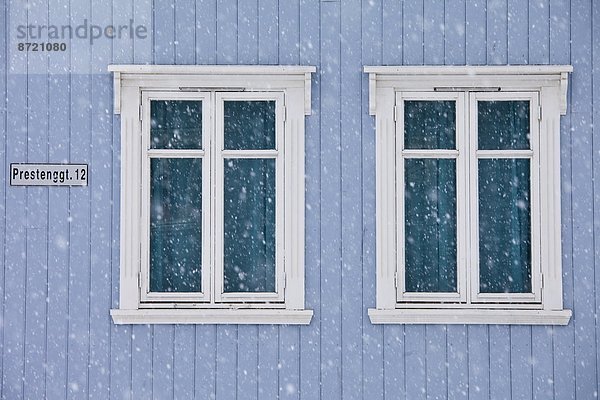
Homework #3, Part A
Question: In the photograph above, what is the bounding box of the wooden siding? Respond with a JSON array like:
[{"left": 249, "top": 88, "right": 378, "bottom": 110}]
[{"left": 0, "top": 0, "right": 598, "bottom": 398}]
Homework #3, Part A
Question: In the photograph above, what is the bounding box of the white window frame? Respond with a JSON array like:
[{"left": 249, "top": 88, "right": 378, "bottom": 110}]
[
  {"left": 366, "top": 65, "right": 572, "bottom": 325},
  {"left": 109, "top": 65, "right": 315, "bottom": 325}
]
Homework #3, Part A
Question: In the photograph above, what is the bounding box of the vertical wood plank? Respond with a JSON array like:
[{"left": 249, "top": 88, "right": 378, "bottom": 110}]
[
  {"left": 134, "top": 0, "right": 152, "bottom": 64},
  {"left": 195, "top": 326, "right": 217, "bottom": 399},
  {"left": 320, "top": 2, "right": 342, "bottom": 398},
  {"left": 487, "top": 0, "right": 507, "bottom": 64},
  {"left": 447, "top": 326, "right": 468, "bottom": 400},
  {"left": 46, "top": 2, "right": 71, "bottom": 398},
  {"left": 510, "top": 326, "right": 533, "bottom": 399},
  {"left": 465, "top": 0, "right": 486, "bottom": 64},
  {"left": 424, "top": 0, "right": 444, "bottom": 65},
  {"left": 444, "top": 0, "right": 466, "bottom": 65},
  {"left": 258, "top": 325, "right": 278, "bottom": 398},
  {"left": 217, "top": 0, "right": 237, "bottom": 63},
  {"left": 299, "top": 1, "right": 321, "bottom": 398},
  {"left": 426, "top": 326, "right": 447, "bottom": 400},
  {"left": 173, "top": 326, "right": 195, "bottom": 399},
  {"left": 362, "top": 0, "right": 384, "bottom": 399},
  {"left": 532, "top": 327, "right": 554, "bottom": 399},
  {"left": 258, "top": 0, "right": 278, "bottom": 64},
  {"left": 23, "top": 1, "right": 49, "bottom": 398},
  {"left": 594, "top": 0, "right": 600, "bottom": 395},
  {"left": 176, "top": 0, "right": 196, "bottom": 64},
  {"left": 67, "top": 0, "right": 92, "bottom": 395},
  {"left": 2, "top": 2, "right": 27, "bottom": 397},
  {"left": 467, "top": 326, "right": 489, "bottom": 400},
  {"left": 238, "top": 326, "right": 258, "bottom": 400},
  {"left": 110, "top": 1, "right": 134, "bottom": 398},
  {"left": 489, "top": 326, "right": 511, "bottom": 400},
  {"left": 384, "top": 326, "right": 405, "bottom": 399},
  {"left": 88, "top": 2, "right": 113, "bottom": 398},
  {"left": 196, "top": 0, "right": 217, "bottom": 64},
  {"left": 405, "top": 327, "right": 426, "bottom": 400},
  {"left": 154, "top": 0, "right": 175, "bottom": 64},
  {"left": 0, "top": 0, "right": 6, "bottom": 391},
  {"left": 341, "top": 0, "right": 362, "bottom": 398},
  {"left": 238, "top": 0, "right": 259, "bottom": 64},
  {"left": 507, "top": 0, "right": 528, "bottom": 64},
  {"left": 217, "top": 326, "right": 237, "bottom": 399},
  {"left": 529, "top": 0, "right": 550, "bottom": 64},
  {"left": 278, "top": 3, "right": 301, "bottom": 399},
  {"left": 152, "top": 326, "right": 174, "bottom": 399},
  {"left": 571, "top": 1, "right": 597, "bottom": 399},
  {"left": 403, "top": 0, "right": 424, "bottom": 65},
  {"left": 131, "top": 326, "right": 152, "bottom": 399},
  {"left": 382, "top": 0, "right": 403, "bottom": 65}
]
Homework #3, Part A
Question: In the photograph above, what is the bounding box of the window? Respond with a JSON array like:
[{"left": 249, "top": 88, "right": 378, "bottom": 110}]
[
  {"left": 109, "top": 66, "right": 315, "bottom": 324},
  {"left": 366, "top": 66, "right": 572, "bottom": 325}
]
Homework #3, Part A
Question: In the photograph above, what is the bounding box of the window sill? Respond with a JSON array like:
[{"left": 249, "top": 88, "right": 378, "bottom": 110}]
[
  {"left": 111, "top": 308, "right": 314, "bottom": 325},
  {"left": 368, "top": 308, "right": 572, "bottom": 325}
]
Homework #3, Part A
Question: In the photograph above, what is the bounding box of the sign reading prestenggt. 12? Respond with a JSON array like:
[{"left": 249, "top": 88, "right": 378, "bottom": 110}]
[{"left": 10, "top": 164, "right": 88, "bottom": 186}]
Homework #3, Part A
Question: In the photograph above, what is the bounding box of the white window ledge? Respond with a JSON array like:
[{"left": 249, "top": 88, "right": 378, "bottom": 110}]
[
  {"left": 368, "top": 308, "right": 572, "bottom": 325},
  {"left": 111, "top": 309, "right": 313, "bottom": 325}
]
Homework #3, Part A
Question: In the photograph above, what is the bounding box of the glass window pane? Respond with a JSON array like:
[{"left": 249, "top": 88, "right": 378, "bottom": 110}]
[
  {"left": 150, "top": 100, "right": 202, "bottom": 149},
  {"left": 224, "top": 158, "right": 276, "bottom": 292},
  {"left": 478, "top": 100, "right": 530, "bottom": 150},
  {"left": 479, "top": 159, "right": 531, "bottom": 293},
  {"left": 150, "top": 158, "right": 202, "bottom": 293},
  {"left": 404, "top": 100, "right": 456, "bottom": 150},
  {"left": 404, "top": 159, "right": 457, "bottom": 292},
  {"left": 224, "top": 101, "right": 276, "bottom": 150}
]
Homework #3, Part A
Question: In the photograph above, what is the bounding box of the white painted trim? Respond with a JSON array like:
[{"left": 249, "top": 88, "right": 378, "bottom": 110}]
[
  {"left": 109, "top": 64, "right": 316, "bottom": 75},
  {"left": 111, "top": 308, "right": 313, "bottom": 325},
  {"left": 368, "top": 308, "right": 571, "bottom": 325},
  {"left": 364, "top": 65, "right": 573, "bottom": 75}
]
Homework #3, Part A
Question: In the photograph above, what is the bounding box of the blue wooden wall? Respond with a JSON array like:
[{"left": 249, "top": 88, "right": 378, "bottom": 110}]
[{"left": 0, "top": 0, "right": 598, "bottom": 398}]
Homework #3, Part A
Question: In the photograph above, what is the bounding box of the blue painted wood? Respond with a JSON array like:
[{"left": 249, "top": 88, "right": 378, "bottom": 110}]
[
  {"left": 510, "top": 326, "right": 533, "bottom": 399},
  {"left": 174, "top": 326, "right": 195, "bottom": 399},
  {"left": 0, "top": 0, "right": 5, "bottom": 391},
  {"left": 67, "top": 0, "right": 93, "bottom": 392},
  {"left": 447, "top": 326, "right": 468, "bottom": 400},
  {"left": 445, "top": 0, "right": 466, "bottom": 65},
  {"left": 571, "top": 1, "right": 597, "bottom": 399},
  {"left": 216, "top": 326, "right": 237, "bottom": 399},
  {"left": 489, "top": 326, "right": 510, "bottom": 400},
  {"left": 465, "top": 0, "right": 486, "bottom": 64},
  {"left": 532, "top": 327, "right": 554, "bottom": 400},
  {"left": 195, "top": 326, "right": 217, "bottom": 399},
  {"left": 528, "top": 0, "right": 550, "bottom": 64},
  {"left": 217, "top": 0, "right": 237, "bottom": 64},
  {"left": 155, "top": 0, "right": 175, "bottom": 64},
  {"left": 238, "top": 0, "right": 259, "bottom": 64},
  {"left": 382, "top": 0, "right": 402, "bottom": 65},
  {"left": 131, "top": 326, "right": 152, "bottom": 399},
  {"left": 426, "top": 326, "right": 448, "bottom": 400},
  {"left": 361, "top": 1, "right": 384, "bottom": 399},
  {"left": 405, "top": 326, "right": 427, "bottom": 399},
  {"left": 238, "top": 325, "right": 258, "bottom": 400},
  {"left": 384, "top": 326, "right": 405, "bottom": 399},
  {"left": 320, "top": 2, "right": 342, "bottom": 398},
  {"left": 24, "top": 2, "right": 49, "bottom": 392},
  {"left": 258, "top": 326, "right": 278, "bottom": 398},
  {"left": 507, "top": 0, "right": 527, "bottom": 64},
  {"left": 152, "top": 326, "right": 174, "bottom": 399},
  {"left": 487, "top": 0, "right": 507, "bottom": 64},
  {"left": 424, "top": 0, "right": 444, "bottom": 65},
  {"left": 258, "top": 0, "right": 278, "bottom": 64},
  {"left": 467, "top": 325, "right": 489, "bottom": 400},
  {"left": 594, "top": 0, "right": 600, "bottom": 396},
  {"left": 134, "top": 0, "right": 152, "bottom": 64},
  {"left": 196, "top": 0, "right": 217, "bottom": 64},
  {"left": 403, "top": 0, "right": 424, "bottom": 65},
  {"left": 176, "top": 0, "right": 196, "bottom": 64},
  {"left": 299, "top": 1, "right": 321, "bottom": 398},
  {"left": 340, "top": 1, "right": 362, "bottom": 399},
  {"left": 278, "top": 3, "right": 301, "bottom": 398},
  {"left": 113, "top": 0, "right": 134, "bottom": 64}
]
